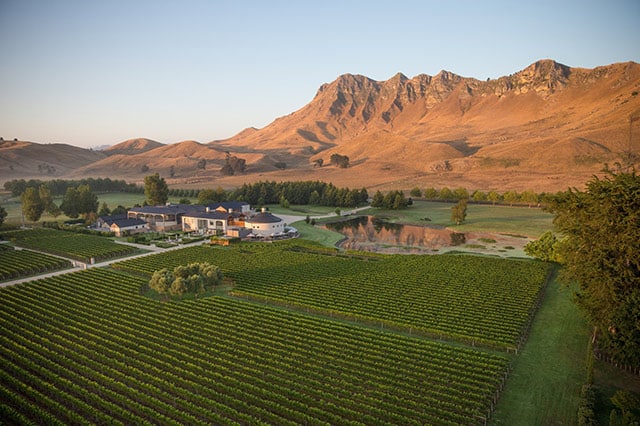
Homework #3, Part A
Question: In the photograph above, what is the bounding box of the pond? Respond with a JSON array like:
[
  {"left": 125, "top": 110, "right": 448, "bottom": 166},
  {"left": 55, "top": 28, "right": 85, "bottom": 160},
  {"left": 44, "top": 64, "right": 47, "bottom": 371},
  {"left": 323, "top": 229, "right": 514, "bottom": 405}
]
[{"left": 324, "top": 216, "right": 531, "bottom": 256}]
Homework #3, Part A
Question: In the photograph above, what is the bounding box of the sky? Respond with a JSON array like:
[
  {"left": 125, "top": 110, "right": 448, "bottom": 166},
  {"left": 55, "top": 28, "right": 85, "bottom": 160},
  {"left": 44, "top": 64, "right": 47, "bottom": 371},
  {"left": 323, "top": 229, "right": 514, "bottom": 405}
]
[{"left": 1, "top": 0, "right": 639, "bottom": 148}]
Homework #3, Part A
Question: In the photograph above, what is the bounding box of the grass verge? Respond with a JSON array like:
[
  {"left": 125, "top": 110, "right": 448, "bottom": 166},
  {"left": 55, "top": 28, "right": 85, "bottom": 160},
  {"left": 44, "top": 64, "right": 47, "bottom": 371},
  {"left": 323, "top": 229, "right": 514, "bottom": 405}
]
[{"left": 491, "top": 266, "right": 590, "bottom": 425}]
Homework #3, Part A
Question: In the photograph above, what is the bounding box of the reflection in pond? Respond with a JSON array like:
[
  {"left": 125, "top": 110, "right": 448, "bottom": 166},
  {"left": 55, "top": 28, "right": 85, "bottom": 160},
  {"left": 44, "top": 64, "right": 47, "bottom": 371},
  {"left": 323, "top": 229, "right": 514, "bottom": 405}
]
[{"left": 324, "top": 216, "right": 466, "bottom": 254}]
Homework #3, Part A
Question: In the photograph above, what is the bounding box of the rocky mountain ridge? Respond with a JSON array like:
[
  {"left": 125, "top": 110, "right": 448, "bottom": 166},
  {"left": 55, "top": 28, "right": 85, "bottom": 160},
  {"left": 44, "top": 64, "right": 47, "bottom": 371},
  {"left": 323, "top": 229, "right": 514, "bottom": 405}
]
[{"left": 1, "top": 60, "right": 639, "bottom": 192}]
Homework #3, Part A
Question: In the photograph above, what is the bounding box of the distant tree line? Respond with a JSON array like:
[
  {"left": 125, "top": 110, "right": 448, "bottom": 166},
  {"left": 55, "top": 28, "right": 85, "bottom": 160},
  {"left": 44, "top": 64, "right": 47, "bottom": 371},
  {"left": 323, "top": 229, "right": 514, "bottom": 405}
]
[
  {"left": 4, "top": 178, "right": 137, "bottom": 197},
  {"left": 411, "top": 186, "right": 553, "bottom": 207},
  {"left": 228, "top": 181, "right": 368, "bottom": 208},
  {"left": 370, "top": 190, "right": 411, "bottom": 210}
]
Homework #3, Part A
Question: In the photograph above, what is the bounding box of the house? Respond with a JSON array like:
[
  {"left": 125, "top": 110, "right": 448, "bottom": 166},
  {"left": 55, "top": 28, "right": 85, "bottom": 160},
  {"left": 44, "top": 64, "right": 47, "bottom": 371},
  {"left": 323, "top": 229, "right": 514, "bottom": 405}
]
[
  {"left": 182, "top": 210, "right": 231, "bottom": 235},
  {"left": 245, "top": 209, "right": 286, "bottom": 237},
  {"left": 129, "top": 202, "right": 251, "bottom": 232},
  {"left": 95, "top": 214, "right": 148, "bottom": 237},
  {"left": 127, "top": 204, "right": 201, "bottom": 231}
]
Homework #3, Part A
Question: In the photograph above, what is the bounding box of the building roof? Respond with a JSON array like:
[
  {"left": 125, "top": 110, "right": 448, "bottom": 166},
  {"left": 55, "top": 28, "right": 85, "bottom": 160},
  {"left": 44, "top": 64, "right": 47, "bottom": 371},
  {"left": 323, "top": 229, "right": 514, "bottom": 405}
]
[
  {"left": 182, "top": 211, "right": 229, "bottom": 220},
  {"left": 98, "top": 214, "right": 128, "bottom": 225},
  {"left": 208, "top": 201, "right": 249, "bottom": 212},
  {"left": 246, "top": 212, "right": 283, "bottom": 224},
  {"left": 128, "top": 204, "right": 203, "bottom": 215},
  {"left": 110, "top": 218, "right": 147, "bottom": 228}
]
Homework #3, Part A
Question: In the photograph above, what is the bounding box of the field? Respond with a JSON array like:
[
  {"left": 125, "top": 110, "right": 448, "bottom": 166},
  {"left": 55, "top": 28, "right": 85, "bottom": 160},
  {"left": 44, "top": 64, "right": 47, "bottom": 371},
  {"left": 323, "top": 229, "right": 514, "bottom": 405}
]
[
  {"left": 0, "top": 247, "right": 71, "bottom": 281},
  {"left": 1, "top": 267, "right": 510, "bottom": 425},
  {"left": 0, "top": 226, "right": 592, "bottom": 424},
  {"left": 1, "top": 228, "right": 136, "bottom": 263},
  {"left": 114, "top": 241, "right": 551, "bottom": 351}
]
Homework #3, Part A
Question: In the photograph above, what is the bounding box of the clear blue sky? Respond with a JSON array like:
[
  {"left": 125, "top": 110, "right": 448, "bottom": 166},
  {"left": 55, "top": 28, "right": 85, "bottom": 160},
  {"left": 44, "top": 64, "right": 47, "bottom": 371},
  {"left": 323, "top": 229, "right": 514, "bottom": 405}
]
[{"left": 1, "top": 0, "right": 638, "bottom": 148}]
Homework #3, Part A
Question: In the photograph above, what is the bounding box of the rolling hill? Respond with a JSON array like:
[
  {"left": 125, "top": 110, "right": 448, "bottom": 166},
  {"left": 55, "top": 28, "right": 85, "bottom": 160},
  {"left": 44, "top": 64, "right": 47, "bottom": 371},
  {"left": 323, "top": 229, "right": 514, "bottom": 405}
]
[{"left": 1, "top": 59, "right": 638, "bottom": 192}]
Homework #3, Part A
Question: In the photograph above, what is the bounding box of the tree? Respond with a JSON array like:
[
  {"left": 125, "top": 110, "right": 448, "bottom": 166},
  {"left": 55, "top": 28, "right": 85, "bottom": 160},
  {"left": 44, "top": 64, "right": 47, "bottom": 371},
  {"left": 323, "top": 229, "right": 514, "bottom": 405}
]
[
  {"left": 487, "top": 190, "right": 501, "bottom": 205},
  {"left": 439, "top": 187, "right": 453, "bottom": 200},
  {"left": 197, "top": 159, "right": 206, "bottom": 170},
  {"left": 503, "top": 190, "right": 519, "bottom": 206},
  {"left": 149, "top": 268, "right": 173, "bottom": 296},
  {"left": 330, "top": 153, "right": 350, "bottom": 168},
  {"left": 0, "top": 206, "right": 7, "bottom": 227},
  {"left": 450, "top": 198, "right": 468, "bottom": 225},
  {"left": 524, "top": 231, "right": 561, "bottom": 262},
  {"left": 60, "top": 187, "right": 81, "bottom": 218},
  {"left": 520, "top": 190, "right": 539, "bottom": 207},
  {"left": 111, "top": 205, "right": 127, "bottom": 215},
  {"left": 77, "top": 184, "right": 98, "bottom": 216},
  {"left": 410, "top": 187, "right": 422, "bottom": 197},
  {"left": 472, "top": 190, "right": 487, "bottom": 202},
  {"left": 423, "top": 187, "right": 438, "bottom": 199},
  {"left": 547, "top": 170, "right": 640, "bottom": 368},
  {"left": 144, "top": 173, "right": 169, "bottom": 205},
  {"left": 169, "top": 165, "right": 175, "bottom": 178},
  {"left": 198, "top": 189, "right": 216, "bottom": 205},
  {"left": 98, "top": 202, "right": 111, "bottom": 217},
  {"left": 21, "top": 187, "right": 45, "bottom": 222},
  {"left": 148, "top": 263, "right": 223, "bottom": 299},
  {"left": 452, "top": 187, "right": 469, "bottom": 200},
  {"left": 371, "top": 191, "right": 384, "bottom": 208}
]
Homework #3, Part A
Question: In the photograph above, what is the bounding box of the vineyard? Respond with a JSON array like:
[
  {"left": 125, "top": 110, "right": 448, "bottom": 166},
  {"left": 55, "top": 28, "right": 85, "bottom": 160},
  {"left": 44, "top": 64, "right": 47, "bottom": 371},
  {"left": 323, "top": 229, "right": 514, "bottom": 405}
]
[
  {"left": 0, "top": 228, "right": 137, "bottom": 263},
  {"left": 114, "top": 241, "right": 551, "bottom": 350},
  {"left": 0, "top": 267, "right": 510, "bottom": 425},
  {"left": 0, "top": 248, "right": 72, "bottom": 281}
]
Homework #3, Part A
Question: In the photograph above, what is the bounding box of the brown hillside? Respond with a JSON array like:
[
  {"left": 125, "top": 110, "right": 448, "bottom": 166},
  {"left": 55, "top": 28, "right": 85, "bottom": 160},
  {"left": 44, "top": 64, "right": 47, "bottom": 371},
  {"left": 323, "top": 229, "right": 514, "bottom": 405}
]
[
  {"left": 71, "top": 140, "right": 264, "bottom": 183},
  {"left": 0, "top": 140, "right": 106, "bottom": 183},
  {"left": 104, "top": 138, "right": 164, "bottom": 156},
  {"left": 210, "top": 59, "right": 640, "bottom": 191},
  {"left": 2, "top": 60, "right": 638, "bottom": 192}
]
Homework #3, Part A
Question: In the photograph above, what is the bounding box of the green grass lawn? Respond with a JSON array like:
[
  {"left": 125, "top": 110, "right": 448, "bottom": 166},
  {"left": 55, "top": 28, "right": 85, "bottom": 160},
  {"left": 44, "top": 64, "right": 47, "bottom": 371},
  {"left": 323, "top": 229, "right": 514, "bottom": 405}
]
[
  {"left": 491, "top": 267, "right": 591, "bottom": 425},
  {"left": 290, "top": 219, "right": 345, "bottom": 247},
  {"left": 364, "top": 200, "right": 554, "bottom": 238}
]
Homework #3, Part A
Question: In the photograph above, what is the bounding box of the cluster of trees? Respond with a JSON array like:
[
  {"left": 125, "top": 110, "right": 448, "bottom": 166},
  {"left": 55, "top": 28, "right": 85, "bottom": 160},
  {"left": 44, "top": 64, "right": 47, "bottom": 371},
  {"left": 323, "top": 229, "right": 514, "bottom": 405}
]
[
  {"left": 525, "top": 170, "right": 639, "bottom": 370},
  {"left": 221, "top": 153, "right": 246, "bottom": 176},
  {"left": 4, "top": 178, "right": 137, "bottom": 198},
  {"left": 370, "top": 190, "right": 411, "bottom": 210},
  {"left": 329, "top": 154, "right": 350, "bottom": 168},
  {"left": 229, "top": 181, "right": 368, "bottom": 208},
  {"left": 19, "top": 183, "right": 99, "bottom": 223},
  {"left": 196, "top": 187, "right": 227, "bottom": 205},
  {"left": 411, "top": 186, "right": 544, "bottom": 207},
  {"left": 148, "top": 262, "right": 223, "bottom": 298}
]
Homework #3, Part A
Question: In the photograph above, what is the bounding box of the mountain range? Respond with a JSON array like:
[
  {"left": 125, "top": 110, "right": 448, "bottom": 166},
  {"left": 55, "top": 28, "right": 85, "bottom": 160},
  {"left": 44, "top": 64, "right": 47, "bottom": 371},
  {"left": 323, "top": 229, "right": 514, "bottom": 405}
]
[{"left": 2, "top": 59, "right": 639, "bottom": 192}]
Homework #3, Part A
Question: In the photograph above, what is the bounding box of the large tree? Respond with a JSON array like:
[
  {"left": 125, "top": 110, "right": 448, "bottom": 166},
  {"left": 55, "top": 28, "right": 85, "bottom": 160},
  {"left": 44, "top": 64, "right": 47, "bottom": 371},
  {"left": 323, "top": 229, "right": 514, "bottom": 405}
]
[
  {"left": 77, "top": 184, "right": 98, "bottom": 216},
  {"left": 450, "top": 198, "right": 468, "bottom": 225},
  {"left": 144, "top": 173, "right": 169, "bottom": 205},
  {"left": 60, "top": 184, "right": 98, "bottom": 218},
  {"left": 60, "top": 186, "right": 80, "bottom": 218},
  {"left": 21, "top": 187, "right": 45, "bottom": 222},
  {"left": 0, "top": 205, "right": 7, "bottom": 227},
  {"left": 547, "top": 170, "right": 640, "bottom": 367}
]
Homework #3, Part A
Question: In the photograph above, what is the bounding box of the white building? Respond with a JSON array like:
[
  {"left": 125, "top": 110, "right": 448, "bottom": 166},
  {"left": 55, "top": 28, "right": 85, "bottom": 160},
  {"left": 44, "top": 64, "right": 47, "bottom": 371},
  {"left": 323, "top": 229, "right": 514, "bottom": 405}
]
[{"left": 245, "top": 210, "right": 286, "bottom": 237}]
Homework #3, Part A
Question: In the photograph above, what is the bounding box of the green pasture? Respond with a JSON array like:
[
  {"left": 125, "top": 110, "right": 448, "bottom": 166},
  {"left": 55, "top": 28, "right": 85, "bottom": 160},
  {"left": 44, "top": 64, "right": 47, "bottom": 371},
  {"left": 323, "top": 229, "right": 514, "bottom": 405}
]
[
  {"left": 491, "top": 271, "right": 590, "bottom": 425},
  {"left": 361, "top": 200, "right": 554, "bottom": 238}
]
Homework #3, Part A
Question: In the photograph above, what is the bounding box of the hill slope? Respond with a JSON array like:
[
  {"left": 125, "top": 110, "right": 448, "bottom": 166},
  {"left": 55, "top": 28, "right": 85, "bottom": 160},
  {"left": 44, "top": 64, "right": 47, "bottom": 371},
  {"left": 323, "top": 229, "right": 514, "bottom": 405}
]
[{"left": 2, "top": 60, "right": 638, "bottom": 191}]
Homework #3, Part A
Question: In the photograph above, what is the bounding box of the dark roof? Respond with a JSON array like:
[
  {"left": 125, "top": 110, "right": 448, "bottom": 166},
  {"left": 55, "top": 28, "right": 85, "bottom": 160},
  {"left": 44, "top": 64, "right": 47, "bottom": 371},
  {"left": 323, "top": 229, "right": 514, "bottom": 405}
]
[
  {"left": 111, "top": 218, "right": 147, "bottom": 228},
  {"left": 246, "top": 212, "right": 283, "bottom": 224},
  {"left": 128, "top": 204, "right": 204, "bottom": 215},
  {"left": 182, "top": 211, "right": 229, "bottom": 220},
  {"left": 208, "top": 201, "right": 249, "bottom": 211},
  {"left": 98, "top": 214, "right": 128, "bottom": 225}
]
